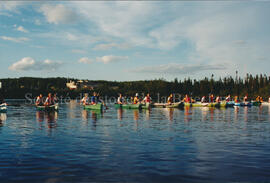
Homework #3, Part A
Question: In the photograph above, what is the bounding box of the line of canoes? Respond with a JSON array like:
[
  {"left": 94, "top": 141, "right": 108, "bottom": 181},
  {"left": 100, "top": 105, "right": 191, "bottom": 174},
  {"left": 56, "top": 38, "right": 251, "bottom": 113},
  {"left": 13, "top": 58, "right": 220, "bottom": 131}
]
[
  {"left": 0, "top": 101, "right": 267, "bottom": 113},
  {"left": 83, "top": 101, "right": 264, "bottom": 110}
]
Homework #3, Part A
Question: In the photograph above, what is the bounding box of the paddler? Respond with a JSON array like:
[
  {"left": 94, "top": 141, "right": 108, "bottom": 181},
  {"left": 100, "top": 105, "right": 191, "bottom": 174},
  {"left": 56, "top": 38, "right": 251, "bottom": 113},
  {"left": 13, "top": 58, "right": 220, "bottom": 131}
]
[
  {"left": 167, "top": 94, "right": 173, "bottom": 104},
  {"left": 256, "top": 96, "right": 260, "bottom": 102},
  {"left": 210, "top": 94, "right": 214, "bottom": 103},
  {"left": 225, "top": 95, "right": 231, "bottom": 102},
  {"left": 53, "top": 93, "right": 59, "bottom": 104},
  {"left": 260, "top": 96, "right": 263, "bottom": 102},
  {"left": 36, "top": 94, "right": 43, "bottom": 106},
  {"left": 117, "top": 93, "right": 125, "bottom": 104},
  {"left": 215, "top": 96, "right": 220, "bottom": 103},
  {"left": 268, "top": 96, "right": 270, "bottom": 103},
  {"left": 143, "top": 93, "right": 152, "bottom": 103},
  {"left": 44, "top": 93, "right": 54, "bottom": 106},
  {"left": 183, "top": 94, "right": 191, "bottom": 103},
  {"left": 134, "top": 93, "right": 140, "bottom": 104},
  {"left": 243, "top": 95, "right": 248, "bottom": 102},
  {"left": 81, "top": 93, "right": 90, "bottom": 105},
  {"left": 201, "top": 96, "right": 206, "bottom": 103},
  {"left": 234, "top": 96, "right": 239, "bottom": 103},
  {"left": 91, "top": 92, "right": 98, "bottom": 104}
]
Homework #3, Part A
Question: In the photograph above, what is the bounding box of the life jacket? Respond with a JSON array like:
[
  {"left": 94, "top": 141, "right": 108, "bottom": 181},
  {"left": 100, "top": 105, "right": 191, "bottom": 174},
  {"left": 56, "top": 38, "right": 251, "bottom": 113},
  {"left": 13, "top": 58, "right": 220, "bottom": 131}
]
[
  {"left": 134, "top": 97, "right": 139, "bottom": 104},
  {"left": 145, "top": 96, "right": 151, "bottom": 103},
  {"left": 36, "top": 96, "right": 43, "bottom": 105},
  {"left": 184, "top": 97, "right": 190, "bottom": 103},
  {"left": 210, "top": 96, "right": 214, "bottom": 103},
  {"left": 91, "top": 96, "right": 97, "bottom": 104},
  {"left": 46, "top": 96, "right": 54, "bottom": 105},
  {"left": 168, "top": 96, "right": 173, "bottom": 103}
]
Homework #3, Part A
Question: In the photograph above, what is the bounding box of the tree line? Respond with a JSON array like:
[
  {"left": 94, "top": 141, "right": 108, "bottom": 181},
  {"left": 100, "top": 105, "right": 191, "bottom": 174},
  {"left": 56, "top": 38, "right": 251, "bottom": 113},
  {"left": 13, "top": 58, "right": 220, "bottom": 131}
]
[{"left": 0, "top": 74, "right": 270, "bottom": 100}]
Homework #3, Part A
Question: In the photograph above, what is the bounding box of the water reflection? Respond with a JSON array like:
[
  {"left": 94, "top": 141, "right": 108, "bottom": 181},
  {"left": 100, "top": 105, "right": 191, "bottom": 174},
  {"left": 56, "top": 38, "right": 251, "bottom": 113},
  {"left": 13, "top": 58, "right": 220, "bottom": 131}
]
[
  {"left": 184, "top": 107, "right": 192, "bottom": 122},
  {"left": 0, "top": 113, "right": 7, "bottom": 127},
  {"left": 117, "top": 108, "right": 123, "bottom": 121},
  {"left": 82, "top": 109, "right": 103, "bottom": 128},
  {"left": 36, "top": 111, "right": 58, "bottom": 128}
]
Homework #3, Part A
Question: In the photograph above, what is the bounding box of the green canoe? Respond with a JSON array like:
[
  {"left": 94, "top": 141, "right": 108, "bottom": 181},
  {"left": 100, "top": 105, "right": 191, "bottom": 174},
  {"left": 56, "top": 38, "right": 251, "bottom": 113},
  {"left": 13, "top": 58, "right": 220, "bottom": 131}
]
[
  {"left": 36, "top": 104, "right": 59, "bottom": 111},
  {"left": 184, "top": 102, "right": 209, "bottom": 107},
  {"left": 84, "top": 104, "right": 103, "bottom": 110},
  {"left": 141, "top": 103, "right": 154, "bottom": 109},
  {"left": 252, "top": 101, "right": 262, "bottom": 106},
  {"left": 114, "top": 103, "right": 142, "bottom": 109}
]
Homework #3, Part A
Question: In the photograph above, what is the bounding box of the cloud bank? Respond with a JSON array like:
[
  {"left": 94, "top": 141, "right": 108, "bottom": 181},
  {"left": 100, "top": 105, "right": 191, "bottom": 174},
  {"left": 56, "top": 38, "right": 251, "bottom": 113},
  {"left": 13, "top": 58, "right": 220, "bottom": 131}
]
[
  {"left": 39, "top": 4, "right": 78, "bottom": 24},
  {"left": 9, "top": 57, "right": 62, "bottom": 71},
  {"left": 79, "top": 55, "right": 128, "bottom": 64},
  {"left": 131, "top": 63, "right": 226, "bottom": 75}
]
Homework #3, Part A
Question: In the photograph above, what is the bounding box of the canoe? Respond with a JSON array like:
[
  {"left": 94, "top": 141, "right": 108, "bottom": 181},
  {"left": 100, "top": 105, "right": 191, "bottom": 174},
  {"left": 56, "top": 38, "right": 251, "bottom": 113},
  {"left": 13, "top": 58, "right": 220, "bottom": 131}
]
[
  {"left": 184, "top": 102, "right": 209, "bottom": 107},
  {"left": 234, "top": 103, "right": 241, "bottom": 106},
  {"left": 0, "top": 103, "right": 7, "bottom": 113},
  {"left": 252, "top": 101, "right": 262, "bottom": 106},
  {"left": 165, "top": 102, "right": 184, "bottom": 108},
  {"left": 153, "top": 103, "right": 166, "bottom": 108},
  {"left": 84, "top": 103, "right": 103, "bottom": 110},
  {"left": 141, "top": 103, "right": 153, "bottom": 109},
  {"left": 114, "top": 103, "right": 142, "bottom": 109},
  {"left": 240, "top": 102, "right": 252, "bottom": 107},
  {"left": 36, "top": 104, "right": 59, "bottom": 111},
  {"left": 153, "top": 102, "right": 183, "bottom": 108},
  {"left": 262, "top": 102, "right": 270, "bottom": 106}
]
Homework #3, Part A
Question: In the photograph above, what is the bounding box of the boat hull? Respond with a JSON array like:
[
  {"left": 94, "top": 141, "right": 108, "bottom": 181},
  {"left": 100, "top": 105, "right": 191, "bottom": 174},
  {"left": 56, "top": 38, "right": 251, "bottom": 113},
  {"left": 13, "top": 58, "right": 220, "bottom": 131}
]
[
  {"left": 84, "top": 104, "right": 103, "bottom": 110},
  {"left": 36, "top": 104, "right": 59, "bottom": 111},
  {"left": 114, "top": 103, "right": 142, "bottom": 109}
]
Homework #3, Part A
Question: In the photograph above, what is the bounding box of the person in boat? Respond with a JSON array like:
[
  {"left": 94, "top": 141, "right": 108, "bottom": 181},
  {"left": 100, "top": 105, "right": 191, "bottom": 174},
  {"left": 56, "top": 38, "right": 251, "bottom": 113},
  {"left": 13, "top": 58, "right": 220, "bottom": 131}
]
[
  {"left": 215, "top": 96, "right": 220, "bottom": 103},
  {"left": 167, "top": 94, "right": 174, "bottom": 104},
  {"left": 268, "top": 96, "right": 270, "bottom": 103},
  {"left": 234, "top": 96, "right": 239, "bottom": 103},
  {"left": 143, "top": 93, "right": 152, "bottom": 104},
  {"left": 183, "top": 94, "right": 191, "bottom": 103},
  {"left": 97, "top": 93, "right": 107, "bottom": 108},
  {"left": 256, "top": 96, "right": 260, "bottom": 102},
  {"left": 53, "top": 93, "right": 59, "bottom": 104},
  {"left": 260, "top": 96, "right": 263, "bottom": 103},
  {"left": 210, "top": 94, "right": 214, "bottom": 103},
  {"left": 225, "top": 95, "right": 231, "bottom": 102},
  {"left": 91, "top": 92, "right": 98, "bottom": 104},
  {"left": 201, "top": 96, "right": 206, "bottom": 103},
  {"left": 81, "top": 93, "right": 90, "bottom": 105},
  {"left": 44, "top": 93, "right": 54, "bottom": 106},
  {"left": 36, "top": 94, "right": 44, "bottom": 106},
  {"left": 117, "top": 93, "right": 125, "bottom": 104},
  {"left": 243, "top": 95, "right": 248, "bottom": 103},
  {"left": 134, "top": 93, "right": 140, "bottom": 104}
]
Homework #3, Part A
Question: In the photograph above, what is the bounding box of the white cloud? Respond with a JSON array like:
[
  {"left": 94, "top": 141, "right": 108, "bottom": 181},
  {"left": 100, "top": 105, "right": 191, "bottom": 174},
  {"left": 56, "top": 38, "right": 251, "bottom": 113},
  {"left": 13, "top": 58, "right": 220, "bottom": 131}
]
[
  {"left": 131, "top": 63, "right": 226, "bottom": 75},
  {"left": 39, "top": 4, "right": 78, "bottom": 24},
  {"left": 0, "top": 36, "right": 29, "bottom": 43},
  {"left": 78, "top": 57, "right": 93, "bottom": 64},
  {"left": 93, "top": 42, "right": 130, "bottom": 50},
  {"left": 79, "top": 55, "right": 128, "bottom": 64},
  {"left": 96, "top": 55, "right": 129, "bottom": 64},
  {"left": 9, "top": 57, "right": 62, "bottom": 71},
  {"left": 16, "top": 26, "right": 28, "bottom": 33}
]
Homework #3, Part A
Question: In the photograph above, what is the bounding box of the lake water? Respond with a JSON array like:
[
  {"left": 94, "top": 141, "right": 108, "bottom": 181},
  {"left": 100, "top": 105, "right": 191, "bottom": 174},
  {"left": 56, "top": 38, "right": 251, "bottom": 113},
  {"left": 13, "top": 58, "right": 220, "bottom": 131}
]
[{"left": 1, "top": 101, "right": 270, "bottom": 182}]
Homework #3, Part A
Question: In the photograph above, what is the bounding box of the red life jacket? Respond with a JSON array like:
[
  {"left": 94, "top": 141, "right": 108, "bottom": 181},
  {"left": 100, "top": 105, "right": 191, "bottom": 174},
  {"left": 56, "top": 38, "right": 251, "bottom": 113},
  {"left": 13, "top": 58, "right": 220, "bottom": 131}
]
[{"left": 145, "top": 96, "right": 151, "bottom": 103}]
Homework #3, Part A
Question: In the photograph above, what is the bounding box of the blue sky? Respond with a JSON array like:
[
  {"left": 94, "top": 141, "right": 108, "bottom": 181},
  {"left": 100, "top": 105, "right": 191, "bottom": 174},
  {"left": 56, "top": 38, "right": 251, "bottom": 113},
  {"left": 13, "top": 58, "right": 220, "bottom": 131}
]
[{"left": 0, "top": 1, "right": 270, "bottom": 81}]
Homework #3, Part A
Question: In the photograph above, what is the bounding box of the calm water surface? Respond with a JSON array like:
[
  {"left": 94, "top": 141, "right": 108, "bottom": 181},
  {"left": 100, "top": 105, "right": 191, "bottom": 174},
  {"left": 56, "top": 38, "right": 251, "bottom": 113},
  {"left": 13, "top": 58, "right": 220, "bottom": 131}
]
[{"left": 1, "top": 101, "right": 270, "bottom": 182}]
